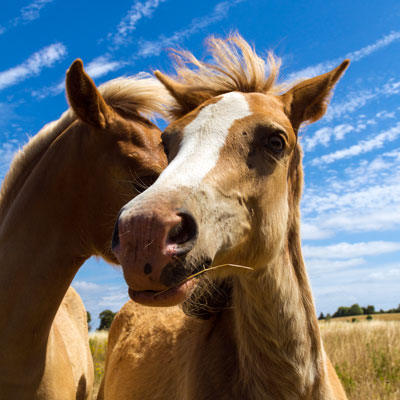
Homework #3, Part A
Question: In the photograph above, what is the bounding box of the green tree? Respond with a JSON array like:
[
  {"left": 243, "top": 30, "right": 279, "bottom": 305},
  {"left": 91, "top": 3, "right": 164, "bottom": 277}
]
[
  {"left": 98, "top": 309, "right": 116, "bottom": 330},
  {"left": 325, "top": 313, "right": 332, "bottom": 322},
  {"left": 333, "top": 306, "right": 349, "bottom": 318},
  {"left": 348, "top": 303, "right": 363, "bottom": 316},
  {"left": 318, "top": 312, "right": 325, "bottom": 320},
  {"left": 362, "top": 305, "right": 375, "bottom": 315},
  {"left": 87, "top": 311, "right": 92, "bottom": 331}
]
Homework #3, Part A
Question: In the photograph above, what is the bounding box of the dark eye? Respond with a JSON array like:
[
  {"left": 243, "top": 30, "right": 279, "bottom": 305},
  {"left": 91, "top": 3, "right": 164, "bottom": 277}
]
[{"left": 267, "top": 135, "right": 285, "bottom": 153}]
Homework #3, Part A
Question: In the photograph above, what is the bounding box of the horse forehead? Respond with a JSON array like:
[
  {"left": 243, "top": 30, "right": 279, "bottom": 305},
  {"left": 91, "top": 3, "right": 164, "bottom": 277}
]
[
  {"left": 181, "top": 92, "right": 291, "bottom": 137},
  {"left": 244, "top": 92, "right": 291, "bottom": 128},
  {"left": 182, "top": 92, "right": 252, "bottom": 138}
]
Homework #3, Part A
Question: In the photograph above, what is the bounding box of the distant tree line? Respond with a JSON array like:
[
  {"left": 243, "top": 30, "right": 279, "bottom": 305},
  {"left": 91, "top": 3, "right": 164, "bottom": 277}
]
[
  {"left": 86, "top": 309, "right": 116, "bottom": 331},
  {"left": 318, "top": 303, "right": 400, "bottom": 320}
]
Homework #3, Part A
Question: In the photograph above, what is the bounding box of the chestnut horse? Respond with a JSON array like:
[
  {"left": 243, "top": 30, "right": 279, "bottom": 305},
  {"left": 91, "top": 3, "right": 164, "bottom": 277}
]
[
  {"left": 0, "top": 60, "right": 169, "bottom": 399},
  {"left": 102, "top": 35, "right": 349, "bottom": 399}
]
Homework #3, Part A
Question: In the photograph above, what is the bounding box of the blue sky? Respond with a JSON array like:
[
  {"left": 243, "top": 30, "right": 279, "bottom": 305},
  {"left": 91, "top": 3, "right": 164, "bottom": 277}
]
[{"left": 1, "top": 0, "right": 400, "bottom": 329}]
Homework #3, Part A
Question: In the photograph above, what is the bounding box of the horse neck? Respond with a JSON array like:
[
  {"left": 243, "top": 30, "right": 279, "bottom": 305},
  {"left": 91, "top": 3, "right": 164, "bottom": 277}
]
[
  {"left": 232, "top": 209, "right": 331, "bottom": 399},
  {"left": 0, "top": 110, "right": 74, "bottom": 222},
  {"left": 0, "top": 122, "right": 95, "bottom": 360}
]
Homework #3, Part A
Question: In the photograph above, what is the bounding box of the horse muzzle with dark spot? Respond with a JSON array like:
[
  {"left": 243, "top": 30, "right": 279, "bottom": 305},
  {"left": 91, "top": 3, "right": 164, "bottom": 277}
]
[{"left": 112, "top": 202, "right": 200, "bottom": 306}]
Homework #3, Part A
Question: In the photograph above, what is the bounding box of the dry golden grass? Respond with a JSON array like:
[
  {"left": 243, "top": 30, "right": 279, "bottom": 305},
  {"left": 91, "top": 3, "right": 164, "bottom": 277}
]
[
  {"left": 88, "top": 320, "right": 400, "bottom": 399},
  {"left": 321, "top": 320, "right": 400, "bottom": 399},
  {"left": 321, "top": 312, "right": 400, "bottom": 323},
  {"left": 89, "top": 330, "right": 108, "bottom": 399}
]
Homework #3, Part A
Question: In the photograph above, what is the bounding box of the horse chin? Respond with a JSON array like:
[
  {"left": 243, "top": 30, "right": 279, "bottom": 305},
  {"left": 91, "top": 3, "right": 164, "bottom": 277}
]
[{"left": 128, "top": 278, "right": 197, "bottom": 307}]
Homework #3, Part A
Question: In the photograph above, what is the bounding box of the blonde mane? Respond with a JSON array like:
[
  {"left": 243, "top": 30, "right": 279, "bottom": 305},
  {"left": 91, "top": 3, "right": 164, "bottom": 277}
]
[
  {"left": 162, "top": 33, "right": 283, "bottom": 119},
  {"left": 0, "top": 75, "right": 172, "bottom": 220}
]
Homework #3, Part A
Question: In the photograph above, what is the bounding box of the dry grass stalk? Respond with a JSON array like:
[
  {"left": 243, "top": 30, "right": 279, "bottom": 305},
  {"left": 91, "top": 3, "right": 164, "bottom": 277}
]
[{"left": 321, "top": 320, "right": 400, "bottom": 399}]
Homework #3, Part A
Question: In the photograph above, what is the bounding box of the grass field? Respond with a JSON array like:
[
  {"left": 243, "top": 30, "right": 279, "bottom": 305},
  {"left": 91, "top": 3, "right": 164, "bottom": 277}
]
[
  {"left": 89, "top": 318, "right": 400, "bottom": 399},
  {"left": 321, "top": 312, "right": 400, "bottom": 323},
  {"left": 321, "top": 320, "right": 400, "bottom": 399},
  {"left": 89, "top": 330, "right": 108, "bottom": 398}
]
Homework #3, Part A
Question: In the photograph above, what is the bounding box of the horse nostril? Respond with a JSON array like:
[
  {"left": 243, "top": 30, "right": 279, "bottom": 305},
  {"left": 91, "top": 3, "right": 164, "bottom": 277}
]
[
  {"left": 166, "top": 211, "right": 198, "bottom": 248},
  {"left": 111, "top": 221, "right": 120, "bottom": 250}
]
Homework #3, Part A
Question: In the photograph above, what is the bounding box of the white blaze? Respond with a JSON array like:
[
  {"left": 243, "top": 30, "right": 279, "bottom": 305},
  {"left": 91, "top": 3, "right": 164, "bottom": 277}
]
[
  {"left": 122, "top": 92, "right": 251, "bottom": 210},
  {"left": 158, "top": 92, "right": 251, "bottom": 186}
]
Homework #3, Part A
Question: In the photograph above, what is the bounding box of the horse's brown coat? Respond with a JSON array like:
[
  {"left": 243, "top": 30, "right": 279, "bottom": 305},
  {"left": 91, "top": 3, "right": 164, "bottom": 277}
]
[{"left": 0, "top": 60, "right": 169, "bottom": 399}]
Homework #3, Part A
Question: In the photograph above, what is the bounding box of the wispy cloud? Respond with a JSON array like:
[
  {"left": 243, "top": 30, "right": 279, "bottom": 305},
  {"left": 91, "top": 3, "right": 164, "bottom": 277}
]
[
  {"left": 301, "top": 146, "right": 400, "bottom": 240},
  {"left": 137, "top": 0, "right": 245, "bottom": 58},
  {"left": 311, "top": 122, "right": 400, "bottom": 165},
  {"left": 85, "top": 55, "right": 123, "bottom": 78},
  {"left": 302, "top": 124, "right": 354, "bottom": 152},
  {"left": 325, "top": 79, "right": 400, "bottom": 122},
  {"left": 303, "top": 159, "right": 400, "bottom": 215},
  {"left": 303, "top": 241, "right": 400, "bottom": 259},
  {"left": 31, "top": 81, "right": 64, "bottom": 99},
  {"left": 1, "top": 0, "right": 54, "bottom": 34},
  {"left": 0, "top": 103, "right": 18, "bottom": 128},
  {"left": 287, "top": 31, "right": 400, "bottom": 82},
  {"left": 306, "top": 257, "right": 366, "bottom": 272},
  {"left": 73, "top": 281, "right": 101, "bottom": 291},
  {"left": 348, "top": 31, "right": 400, "bottom": 62},
  {"left": 0, "top": 43, "right": 67, "bottom": 91},
  {"left": 301, "top": 222, "right": 333, "bottom": 240},
  {"left": 107, "top": 0, "right": 167, "bottom": 47}
]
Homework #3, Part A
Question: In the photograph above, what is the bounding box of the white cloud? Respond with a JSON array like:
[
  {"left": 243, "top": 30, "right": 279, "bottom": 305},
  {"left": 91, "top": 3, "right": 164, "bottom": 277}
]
[
  {"left": 16, "top": 0, "right": 54, "bottom": 23},
  {"left": 301, "top": 222, "right": 332, "bottom": 240},
  {"left": 73, "top": 281, "right": 101, "bottom": 291},
  {"left": 287, "top": 31, "right": 400, "bottom": 82},
  {"left": 333, "top": 124, "right": 354, "bottom": 140},
  {"left": 303, "top": 241, "right": 400, "bottom": 259},
  {"left": 1, "top": 0, "right": 54, "bottom": 34},
  {"left": 0, "top": 43, "right": 67, "bottom": 91},
  {"left": 302, "top": 124, "right": 354, "bottom": 152},
  {"left": 137, "top": 0, "right": 245, "bottom": 58},
  {"left": 0, "top": 103, "right": 18, "bottom": 128},
  {"left": 31, "top": 80, "right": 64, "bottom": 99},
  {"left": 108, "top": 0, "right": 167, "bottom": 47},
  {"left": 303, "top": 175, "right": 400, "bottom": 216},
  {"left": 320, "top": 210, "right": 400, "bottom": 233},
  {"left": 311, "top": 122, "right": 400, "bottom": 165},
  {"left": 306, "top": 257, "right": 366, "bottom": 272},
  {"left": 368, "top": 268, "right": 400, "bottom": 281},
  {"left": 301, "top": 147, "right": 400, "bottom": 239},
  {"left": 325, "top": 90, "right": 377, "bottom": 122},
  {"left": 85, "top": 55, "right": 123, "bottom": 78},
  {"left": 346, "top": 31, "right": 400, "bottom": 62}
]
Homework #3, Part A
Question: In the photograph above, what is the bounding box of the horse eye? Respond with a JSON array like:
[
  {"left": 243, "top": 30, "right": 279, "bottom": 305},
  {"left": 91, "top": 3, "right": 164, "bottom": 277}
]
[{"left": 267, "top": 135, "right": 285, "bottom": 153}]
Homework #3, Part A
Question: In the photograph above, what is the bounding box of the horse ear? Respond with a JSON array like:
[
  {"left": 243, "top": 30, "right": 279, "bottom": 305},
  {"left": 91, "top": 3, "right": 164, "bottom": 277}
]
[
  {"left": 281, "top": 60, "right": 349, "bottom": 132},
  {"left": 154, "top": 71, "right": 209, "bottom": 119},
  {"left": 66, "top": 59, "right": 112, "bottom": 128}
]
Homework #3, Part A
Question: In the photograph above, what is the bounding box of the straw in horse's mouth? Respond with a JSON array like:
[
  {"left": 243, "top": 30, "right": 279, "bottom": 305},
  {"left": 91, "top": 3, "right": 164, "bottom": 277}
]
[{"left": 153, "top": 264, "right": 253, "bottom": 298}]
